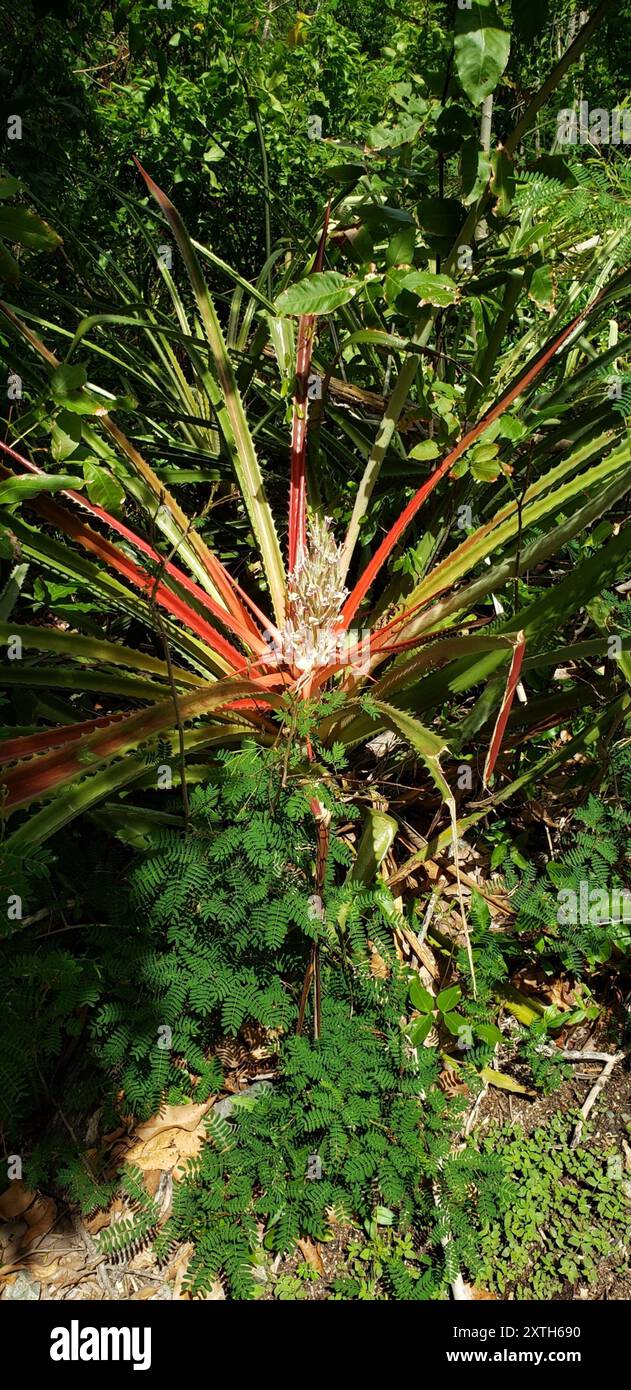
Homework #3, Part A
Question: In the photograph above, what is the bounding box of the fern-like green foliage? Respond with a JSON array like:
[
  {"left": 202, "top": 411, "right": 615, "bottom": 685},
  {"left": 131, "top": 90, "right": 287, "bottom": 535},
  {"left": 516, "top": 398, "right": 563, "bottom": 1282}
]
[
  {"left": 87, "top": 743, "right": 357, "bottom": 1118},
  {"left": 506, "top": 791, "right": 631, "bottom": 972},
  {"left": 97, "top": 1165, "right": 162, "bottom": 1259},
  {"left": 155, "top": 991, "right": 504, "bottom": 1300},
  {"left": 515, "top": 159, "right": 631, "bottom": 266},
  {"left": 0, "top": 738, "right": 505, "bottom": 1296}
]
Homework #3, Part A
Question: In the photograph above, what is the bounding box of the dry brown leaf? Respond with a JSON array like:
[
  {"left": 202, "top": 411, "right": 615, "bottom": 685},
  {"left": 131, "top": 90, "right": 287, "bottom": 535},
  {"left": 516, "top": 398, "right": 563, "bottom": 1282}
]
[
  {"left": 142, "top": 1169, "right": 164, "bottom": 1196},
  {"left": 134, "top": 1099, "right": 214, "bottom": 1142},
  {"left": 170, "top": 1242, "right": 195, "bottom": 1300},
  {"left": 296, "top": 1236, "right": 325, "bottom": 1276},
  {"left": 513, "top": 966, "right": 575, "bottom": 1013},
  {"left": 0, "top": 1254, "right": 66, "bottom": 1282},
  {"left": 84, "top": 1201, "right": 122, "bottom": 1236},
  {"left": 19, "top": 1195, "right": 57, "bottom": 1251},
  {"left": 368, "top": 942, "right": 389, "bottom": 980},
  {"left": 126, "top": 1125, "right": 205, "bottom": 1173},
  {"left": 438, "top": 1067, "right": 469, "bottom": 1098},
  {"left": 0, "top": 1181, "right": 36, "bottom": 1221}
]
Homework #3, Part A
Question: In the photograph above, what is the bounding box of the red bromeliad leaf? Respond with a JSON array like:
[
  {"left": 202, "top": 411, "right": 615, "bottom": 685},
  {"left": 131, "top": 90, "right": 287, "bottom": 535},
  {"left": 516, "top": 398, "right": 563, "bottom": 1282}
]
[
  {"left": 288, "top": 205, "right": 331, "bottom": 576},
  {"left": 0, "top": 713, "right": 131, "bottom": 764},
  {"left": 2, "top": 678, "right": 282, "bottom": 813},
  {"left": 0, "top": 300, "right": 258, "bottom": 633},
  {"left": 340, "top": 307, "right": 588, "bottom": 629},
  {"left": 0, "top": 440, "right": 275, "bottom": 656},
  {"left": 20, "top": 488, "right": 248, "bottom": 673},
  {"left": 483, "top": 631, "right": 526, "bottom": 786},
  {"left": 0, "top": 457, "right": 257, "bottom": 672},
  {"left": 100, "top": 415, "right": 262, "bottom": 634}
]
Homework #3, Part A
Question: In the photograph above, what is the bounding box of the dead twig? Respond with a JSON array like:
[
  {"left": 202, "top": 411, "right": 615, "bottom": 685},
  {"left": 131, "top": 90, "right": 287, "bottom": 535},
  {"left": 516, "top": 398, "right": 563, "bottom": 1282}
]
[{"left": 570, "top": 1049, "right": 627, "bottom": 1149}]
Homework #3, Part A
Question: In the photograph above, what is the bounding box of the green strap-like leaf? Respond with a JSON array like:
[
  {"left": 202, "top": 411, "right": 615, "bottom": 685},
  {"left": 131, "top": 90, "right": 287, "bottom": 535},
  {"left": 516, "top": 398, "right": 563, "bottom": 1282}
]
[
  {"left": 136, "top": 161, "right": 286, "bottom": 625},
  {"left": 0, "top": 623, "right": 204, "bottom": 686}
]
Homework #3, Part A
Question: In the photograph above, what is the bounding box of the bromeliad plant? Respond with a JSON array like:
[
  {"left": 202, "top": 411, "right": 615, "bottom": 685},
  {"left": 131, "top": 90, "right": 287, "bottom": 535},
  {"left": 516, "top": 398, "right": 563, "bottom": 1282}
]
[{"left": 1, "top": 153, "right": 630, "bottom": 875}]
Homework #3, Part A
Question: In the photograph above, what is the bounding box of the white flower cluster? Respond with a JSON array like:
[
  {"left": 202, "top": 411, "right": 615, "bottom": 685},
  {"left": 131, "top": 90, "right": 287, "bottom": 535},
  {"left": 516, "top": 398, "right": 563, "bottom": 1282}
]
[{"left": 281, "top": 515, "right": 348, "bottom": 672}]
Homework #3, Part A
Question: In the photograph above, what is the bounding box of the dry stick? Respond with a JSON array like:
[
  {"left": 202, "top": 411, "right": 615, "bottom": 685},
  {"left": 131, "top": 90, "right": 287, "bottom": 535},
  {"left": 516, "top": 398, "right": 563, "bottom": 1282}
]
[
  {"left": 570, "top": 1049, "right": 627, "bottom": 1149},
  {"left": 440, "top": 1039, "right": 500, "bottom": 1299},
  {"left": 296, "top": 805, "right": 331, "bottom": 1040},
  {"left": 548, "top": 1049, "right": 625, "bottom": 1063},
  {"left": 447, "top": 799, "right": 476, "bottom": 999},
  {"left": 432, "top": 1177, "right": 472, "bottom": 1301}
]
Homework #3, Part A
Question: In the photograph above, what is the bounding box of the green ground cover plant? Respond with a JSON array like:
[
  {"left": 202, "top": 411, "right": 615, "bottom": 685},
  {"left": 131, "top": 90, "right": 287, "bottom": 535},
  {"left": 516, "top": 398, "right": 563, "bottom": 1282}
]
[
  {"left": 0, "top": 0, "right": 630, "bottom": 1304},
  {"left": 468, "top": 1113, "right": 630, "bottom": 1299}
]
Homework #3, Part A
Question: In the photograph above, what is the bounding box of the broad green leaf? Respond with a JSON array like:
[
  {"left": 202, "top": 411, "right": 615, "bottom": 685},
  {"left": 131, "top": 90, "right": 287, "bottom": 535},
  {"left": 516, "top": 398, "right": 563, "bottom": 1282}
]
[
  {"left": 475, "top": 1023, "right": 504, "bottom": 1046},
  {"left": 436, "top": 985, "right": 462, "bottom": 1014},
  {"left": 469, "top": 443, "right": 499, "bottom": 464},
  {"left": 410, "top": 1013, "right": 435, "bottom": 1046},
  {"left": 409, "top": 979, "right": 435, "bottom": 1014},
  {"left": 82, "top": 461, "right": 125, "bottom": 513},
  {"left": 51, "top": 411, "right": 82, "bottom": 461},
  {"left": 326, "top": 162, "right": 366, "bottom": 184},
  {"left": 417, "top": 198, "right": 464, "bottom": 240},
  {"left": 0, "top": 206, "right": 61, "bottom": 251},
  {"left": 367, "top": 117, "right": 422, "bottom": 149},
  {"left": 479, "top": 1066, "right": 534, "bottom": 1095},
  {"left": 350, "top": 809, "right": 398, "bottom": 883},
  {"left": 442, "top": 1011, "right": 468, "bottom": 1036},
  {"left": 50, "top": 364, "right": 134, "bottom": 417},
  {"left": 398, "top": 271, "right": 459, "bottom": 308},
  {"left": 51, "top": 362, "right": 87, "bottom": 397},
  {"left": 455, "top": 0, "right": 511, "bottom": 105},
  {"left": 275, "top": 271, "right": 360, "bottom": 317},
  {"left": 50, "top": 363, "right": 106, "bottom": 416},
  {"left": 461, "top": 140, "right": 492, "bottom": 204},
  {"left": 386, "top": 225, "right": 417, "bottom": 267},
  {"left": 471, "top": 454, "right": 502, "bottom": 482},
  {"left": 529, "top": 264, "right": 555, "bottom": 309},
  {"left": 490, "top": 148, "right": 515, "bottom": 216},
  {"left": 0, "top": 473, "right": 84, "bottom": 504},
  {"left": 435, "top": 104, "right": 475, "bottom": 153},
  {"left": 409, "top": 441, "right": 440, "bottom": 461}
]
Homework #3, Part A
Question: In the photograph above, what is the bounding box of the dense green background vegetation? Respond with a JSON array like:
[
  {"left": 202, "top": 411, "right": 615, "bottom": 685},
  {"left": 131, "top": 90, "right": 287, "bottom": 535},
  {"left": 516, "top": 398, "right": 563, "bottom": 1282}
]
[{"left": 0, "top": 0, "right": 629, "bottom": 1301}]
